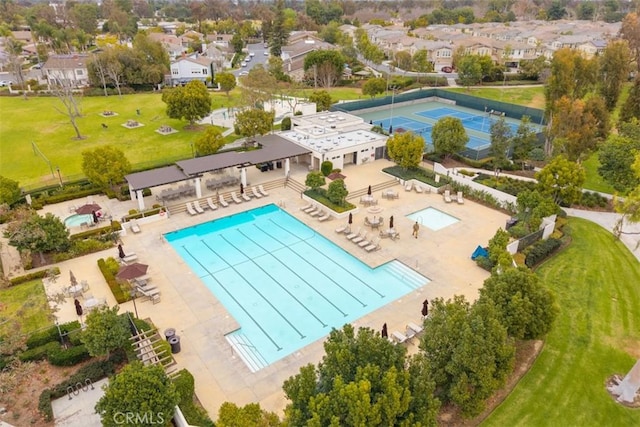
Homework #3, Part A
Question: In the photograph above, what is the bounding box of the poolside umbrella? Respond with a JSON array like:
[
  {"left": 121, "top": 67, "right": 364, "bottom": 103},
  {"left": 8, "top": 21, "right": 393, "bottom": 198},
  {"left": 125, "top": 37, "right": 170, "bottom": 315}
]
[
  {"left": 92, "top": 210, "right": 99, "bottom": 223},
  {"left": 116, "top": 262, "right": 148, "bottom": 281},
  {"left": 76, "top": 203, "right": 102, "bottom": 215},
  {"left": 240, "top": 183, "right": 244, "bottom": 194},
  {"left": 382, "top": 323, "right": 388, "bottom": 338},
  {"left": 117, "top": 244, "right": 126, "bottom": 259},
  {"left": 348, "top": 213, "right": 353, "bottom": 224},
  {"left": 389, "top": 124, "right": 393, "bottom": 134},
  {"left": 369, "top": 119, "right": 373, "bottom": 125},
  {"left": 70, "top": 270, "right": 78, "bottom": 286},
  {"left": 389, "top": 216, "right": 394, "bottom": 229},
  {"left": 74, "top": 299, "right": 83, "bottom": 316},
  {"left": 421, "top": 299, "right": 429, "bottom": 317},
  {"left": 367, "top": 185, "right": 372, "bottom": 195}
]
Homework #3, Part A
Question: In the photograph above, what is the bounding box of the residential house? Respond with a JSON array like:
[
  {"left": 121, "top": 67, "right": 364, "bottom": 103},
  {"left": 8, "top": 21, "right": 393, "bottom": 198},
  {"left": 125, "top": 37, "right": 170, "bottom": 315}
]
[
  {"left": 169, "top": 54, "right": 214, "bottom": 86},
  {"left": 179, "top": 30, "right": 204, "bottom": 48},
  {"left": 281, "top": 33, "right": 336, "bottom": 81},
  {"left": 577, "top": 39, "right": 607, "bottom": 58},
  {"left": 148, "top": 33, "right": 186, "bottom": 60},
  {"left": 43, "top": 54, "right": 90, "bottom": 88},
  {"left": 203, "top": 44, "right": 231, "bottom": 71},
  {"left": 206, "top": 33, "right": 233, "bottom": 48}
]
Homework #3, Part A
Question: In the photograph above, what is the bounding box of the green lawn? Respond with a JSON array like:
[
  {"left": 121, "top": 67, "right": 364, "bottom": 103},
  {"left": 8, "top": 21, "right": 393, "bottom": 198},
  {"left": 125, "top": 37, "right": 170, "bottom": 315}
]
[
  {"left": 445, "top": 86, "right": 546, "bottom": 109},
  {"left": 484, "top": 218, "right": 640, "bottom": 426},
  {"left": 0, "top": 280, "right": 51, "bottom": 337},
  {"left": 582, "top": 153, "right": 617, "bottom": 194}
]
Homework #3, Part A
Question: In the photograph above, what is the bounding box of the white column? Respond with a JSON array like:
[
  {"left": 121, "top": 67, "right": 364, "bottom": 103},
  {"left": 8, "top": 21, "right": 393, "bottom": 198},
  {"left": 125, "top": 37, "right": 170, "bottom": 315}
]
[
  {"left": 194, "top": 177, "right": 202, "bottom": 198},
  {"left": 129, "top": 188, "right": 135, "bottom": 201},
  {"left": 240, "top": 168, "right": 247, "bottom": 186},
  {"left": 136, "top": 190, "right": 145, "bottom": 211},
  {"left": 284, "top": 158, "right": 290, "bottom": 177}
]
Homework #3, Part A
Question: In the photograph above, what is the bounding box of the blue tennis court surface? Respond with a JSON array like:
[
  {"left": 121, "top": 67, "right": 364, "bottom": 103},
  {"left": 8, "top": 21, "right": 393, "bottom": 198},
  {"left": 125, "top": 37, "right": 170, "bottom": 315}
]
[
  {"left": 165, "top": 205, "right": 430, "bottom": 371},
  {"left": 417, "top": 107, "right": 520, "bottom": 134},
  {"left": 378, "top": 116, "right": 490, "bottom": 149}
]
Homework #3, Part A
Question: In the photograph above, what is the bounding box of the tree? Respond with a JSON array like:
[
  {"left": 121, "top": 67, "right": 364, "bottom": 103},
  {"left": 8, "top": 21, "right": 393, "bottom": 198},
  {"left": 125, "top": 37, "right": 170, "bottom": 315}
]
[
  {"left": 548, "top": 97, "right": 597, "bottom": 161},
  {"left": 431, "top": 117, "right": 469, "bottom": 159},
  {"left": 546, "top": 0, "right": 567, "bottom": 20},
  {"left": 51, "top": 76, "right": 84, "bottom": 139},
  {"left": 457, "top": 55, "right": 483, "bottom": 88},
  {"left": 96, "top": 362, "right": 179, "bottom": 427},
  {"left": 598, "top": 134, "right": 640, "bottom": 192},
  {"left": 489, "top": 117, "right": 512, "bottom": 169},
  {"left": 305, "top": 171, "right": 325, "bottom": 189},
  {"left": 362, "top": 77, "right": 386, "bottom": 98},
  {"left": 82, "top": 146, "right": 131, "bottom": 192},
  {"left": 230, "top": 32, "right": 243, "bottom": 53},
  {"left": 598, "top": 40, "right": 631, "bottom": 111},
  {"left": 217, "top": 402, "right": 282, "bottom": 426},
  {"left": 215, "top": 72, "right": 236, "bottom": 98},
  {"left": 269, "top": 0, "right": 289, "bottom": 57},
  {"left": 394, "top": 50, "right": 412, "bottom": 71},
  {"left": 487, "top": 228, "right": 513, "bottom": 271},
  {"left": 283, "top": 324, "right": 440, "bottom": 426},
  {"left": 545, "top": 48, "right": 597, "bottom": 116},
  {"left": 240, "top": 65, "right": 277, "bottom": 108},
  {"left": 5, "top": 37, "right": 26, "bottom": 99},
  {"left": 620, "top": 12, "right": 640, "bottom": 70},
  {"left": 304, "top": 50, "right": 344, "bottom": 88},
  {"left": 162, "top": 80, "right": 211, "bottom": 126},
  {"left": 5, "top": 211, "right": 71, "bottom": 264},
  {"left": 620, "top": 76, "right": 640, "bottom": 123},
  {"left": 420, "top": 296, "right": 514, "bottom": 418},
  {"left": 308, "top": 90, "right": 333, "bottom": 112},
  {"left": 516, "top": 189, "right": 558, "bottom": 230},
  {"left": 195, "top": 127, "right": 226, "bottom": 156},
  {"left": 517, "top": 56, "right": 547, "bottom": 81},
  {"left": 320, "top": 160, "right": 333, "bottom": 176},
  {"left": 234, "top": 109, "right": 274, "bottom": 142},
  {"left": 0, "top": 176, "right": 21, "bottom": 205},
  {"left": 81, "top": 306, "right": 130, "bottom": 358},
  {"left": 511, "top": 116, "right": 538, "bottom": 168},
  {"left": 386, "top": 132, "right": 425, "bottom": 170},
  {"left": 535, "top": 155, "right": 586, "bottom": 205},
  {"left": 479, "top": 266, "right": 558, "bottom": 340},
  {"left": 412, "top": 49, "right": 433, "bottom": 80},
  {"left": 327, "top": 178, "right": 348, "bottom": 206},
  {"left": 69, "top": 3, "right": 99, "bottom": 36}
]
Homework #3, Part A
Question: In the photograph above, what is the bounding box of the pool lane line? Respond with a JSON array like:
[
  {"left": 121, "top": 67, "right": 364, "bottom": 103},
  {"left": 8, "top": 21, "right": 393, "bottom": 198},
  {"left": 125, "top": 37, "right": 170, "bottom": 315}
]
[
  {"left": 215, "top": 235, "right": 306, "bottom": 340},
  {"left": 238, "top": 227, "right": 346, "bottom": 320},
  {"left": 261, "top": 220, "right": 374, "bottom": 305},
  {"left": 180, "top": 245, "right": 282, "bottom": 352},
  {"left": 266, "top": 217, "right": 386, "bottom": 298}
]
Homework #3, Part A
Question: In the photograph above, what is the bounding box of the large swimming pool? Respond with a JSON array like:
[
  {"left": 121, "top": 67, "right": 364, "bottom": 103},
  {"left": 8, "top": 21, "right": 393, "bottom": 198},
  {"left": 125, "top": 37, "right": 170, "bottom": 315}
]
[{"left": 165, "top": 204, "right": 429, "bottom": 371}]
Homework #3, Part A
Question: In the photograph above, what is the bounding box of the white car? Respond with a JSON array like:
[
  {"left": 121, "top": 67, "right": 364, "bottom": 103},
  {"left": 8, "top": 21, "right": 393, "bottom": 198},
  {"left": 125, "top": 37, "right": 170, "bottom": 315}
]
[
  {"left": 239, "top": 71, "right": 249, "bottom": 76},
  {"left": 241, "top": 62, "right": 247, "bottom": 67},
  {"left": 249, "top": 52, "right": 255, "bottom": 57},
  {"left": 0, "top": 80, "right": 13, "bottom": 87}
]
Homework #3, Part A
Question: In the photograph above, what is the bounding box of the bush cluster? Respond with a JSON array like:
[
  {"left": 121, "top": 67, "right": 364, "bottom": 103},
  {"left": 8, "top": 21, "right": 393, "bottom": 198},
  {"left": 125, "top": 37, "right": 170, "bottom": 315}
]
[
  {"left": 173, "top": 369, "right": 215, "bottom": 427},
  {"left": 47, "top": 344, "right": 91, "bottom": 366},
  {"left": 39, "top": 350, "right": 126, "bottom": 421},
  {"left": 8, "top": 266, "right": 60, "bottom": 287},
  {"left": 383, "top": 165, "right": 448, "bottom": 188},
  {"left": 474, "top": 173, "right": 537, "bottom": 196},
  {"left": 525, "top": 238, "right": 562, "bottom": 267},
  {"left": 19, "top": 341, "right": 61, "bottom": 362},
  {"left": 98, "top": 258, "right": 131, "bottom": 303},
  {"left": 25, "top": 321, "right": 80, "bottom": 349},
  {"left": 304, "top": 189, "right": 355, "bottom": 213},
  {"left": 573, "top": 191, "right": 609, "bottom": 209}
]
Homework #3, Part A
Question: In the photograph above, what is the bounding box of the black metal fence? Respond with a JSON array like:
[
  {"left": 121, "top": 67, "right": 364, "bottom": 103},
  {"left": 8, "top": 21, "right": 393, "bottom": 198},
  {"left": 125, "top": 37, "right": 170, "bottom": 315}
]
[{"left": 517, "top": 228, "right": 545, "bottom": 252}]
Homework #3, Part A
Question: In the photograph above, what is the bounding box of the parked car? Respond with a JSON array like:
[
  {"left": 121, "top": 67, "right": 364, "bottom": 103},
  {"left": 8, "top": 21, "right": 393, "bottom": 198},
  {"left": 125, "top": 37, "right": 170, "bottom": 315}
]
[
  {"left": 0, "top": 80, "right": 13, "bottom": 87},
  {"left": 249, "top": 52, "right": 255, "bottom": 57},
  {"left": 441, "top": 66, "right": 453, "bottom": 73},
  {"left": 241, "top": 62, "right": 247, "bottom": 67},
  {"left": 239, "top": 71, "right": 249, "bottom": 76}
]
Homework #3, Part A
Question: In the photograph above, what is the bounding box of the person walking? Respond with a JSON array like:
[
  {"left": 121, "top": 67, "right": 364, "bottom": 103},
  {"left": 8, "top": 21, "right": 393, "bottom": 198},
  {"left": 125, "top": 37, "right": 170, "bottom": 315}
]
[{"left": 412, "top": 221, "right": 420, "bottom": 238}]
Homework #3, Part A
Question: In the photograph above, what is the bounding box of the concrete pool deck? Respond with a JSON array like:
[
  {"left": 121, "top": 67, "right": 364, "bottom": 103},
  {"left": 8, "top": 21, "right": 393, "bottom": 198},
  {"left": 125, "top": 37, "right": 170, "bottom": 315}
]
[{"left": 39, "top": 159, "right": 509, "bottom": 420}]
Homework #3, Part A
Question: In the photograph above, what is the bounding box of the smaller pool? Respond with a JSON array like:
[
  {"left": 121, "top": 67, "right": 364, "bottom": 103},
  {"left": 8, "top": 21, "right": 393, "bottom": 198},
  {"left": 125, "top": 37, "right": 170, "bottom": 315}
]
[
  {"left": 65, "top": 214, "right": 92, "bottom": 228},
  {"left": 406, "top": 207, "right": 459, "bottom": 231}
]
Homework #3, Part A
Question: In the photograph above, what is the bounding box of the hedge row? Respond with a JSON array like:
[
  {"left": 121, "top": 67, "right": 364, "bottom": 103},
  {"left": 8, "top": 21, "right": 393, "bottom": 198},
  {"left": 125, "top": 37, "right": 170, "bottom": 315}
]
[
  {"left": 525, "top": 238, "right": 562, "bottom": 267},
  {"left": 8, "top": 267, "right": 60, "bottom": 287},
  {"left": 19, "top": 342, "right": 61, "bottom": 362},
  {"left": 69, "top": 221, "right": 122, "bottom": 241},
  {"left": 19, "top": 341, "right": 90, "bottom": 366},
  {"left": 97, "top": 258, "right": 130, "bottom": 303},
  {"left": 39, "top": 349, "right": 126, "bottom": 421},
  {"left": 26, "top": 320, "right": 81, "bottom": 349},
  {"left": 173, "top": 369, "right": 215, "bottom": 427}
]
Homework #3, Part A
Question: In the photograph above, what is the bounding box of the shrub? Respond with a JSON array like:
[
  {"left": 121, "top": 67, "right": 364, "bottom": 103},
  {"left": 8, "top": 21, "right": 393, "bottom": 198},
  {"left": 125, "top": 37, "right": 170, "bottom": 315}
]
[
  {"left": 18, "top": 342, "right": 61, "bottom": 362},
  {"left": 321, "top": 160, "right": 333, "bottom": 176},
  {"left": 281, "top": 117, "right": 292, "bottom": 130},
  {"left": 172, "top": 369, "right": 215, "bottom": 427},
  {"left": 475, "top": 255, "right": 494, "bottom": 271},
  {"left": 529, "top": 147, "right": 546, "bottom": 161},
  {"left": 507, "top": 222, "right": 530, "bottom": 239},
  {"left": 97, "top": 258, "right": 130, "bottom": 303},
  {"left": 9, "top": 267, "right": 60, "bottom": 287},
  {"left": 525, "top": 238, "right": 561, "bottom": 267},
  {"left": 48, "top": 344, "right": 91, "bottom": 366}
]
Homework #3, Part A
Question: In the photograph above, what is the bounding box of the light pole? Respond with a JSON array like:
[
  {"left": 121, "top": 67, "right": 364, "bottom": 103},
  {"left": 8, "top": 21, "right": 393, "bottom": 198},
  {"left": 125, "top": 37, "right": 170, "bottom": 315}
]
[
  {"left": 389, "top": 86, "right": 398, "bottom": 134},
  {"left": 190, "top": 141, "right": 195, "bottom": 158},
  {"left": 130, "top": 289, "right": 139, "bottom": 319}
]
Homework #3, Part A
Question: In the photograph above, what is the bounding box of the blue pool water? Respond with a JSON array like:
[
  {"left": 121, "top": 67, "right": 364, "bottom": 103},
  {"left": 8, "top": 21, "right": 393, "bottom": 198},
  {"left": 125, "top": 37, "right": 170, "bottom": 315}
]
[
  {"left": 406, "top": 207, "right": 460, "bottom": 231},
  {"left": 165, "top": 204, "right": 429, "bottom": 371},
  {"left": 64, "top": 214, "right": 93, "bottom": 227}
]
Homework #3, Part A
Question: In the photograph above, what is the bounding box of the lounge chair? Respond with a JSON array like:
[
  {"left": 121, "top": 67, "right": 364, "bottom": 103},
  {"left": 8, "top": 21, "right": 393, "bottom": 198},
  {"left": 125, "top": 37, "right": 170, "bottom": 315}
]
[
  {"left": 457, "top": 191, "right": 464, "bottom": 204},
  {"left": 443, "top": 190, "right": 453, "bottom": 203},
  {"left": 231, "top": 192, "right": 243, "bottom": 204},
  {"left": 241, "top": 191, "right": 251, "bottom": 202},
  {"left": 300, "top": 202, "right": 314, "bottom": 211},
  {"left": 250, "top": 187, "right": 262, "bottom": 198},
  {"left": 405, "top": 181, "right": 413, "bottom": 191},
  {"left": 364, "top": 238, "right": 382, "bottom": 252},
  {"left": 415, "top": 185, "right": 423, "bottom": 193},
  {"left": 193, "top": 200, "right": 205, "bottom": 214},
  {"left": 318, "top": 212, "right": 332, "bottom": 222},
  {"left": 258, "top": 185, "right": 269, "bottom": 196},
  {"left": 392, "top": 331, "right": 409, "bottom": 344},
  {"left": 358, "top": 236, "right": 373, "bottom": 247},
  {"left": 218, "top": 195, "right": 229, "bottom": 207},
  {"left": 303, "top": 204, "right": 317, "bottom": 213},
  {"left": 130, "top": 219, "right": 141, "bottom": 233},
  {"left": 121, "top": 254, "right": 138, "bottom": 264},
  {"left": 335, "top": 224, "right": 350, "bottom": 234},
  {"left": 407, "top": 322, "right": 424, "bottom": 335},
  {"left": 206, "top": 197, "right": 218, "bottom": 210},
  {"left": 186, "top": 202, "right": 198, "bottom": 215},
  {"left": 346, "top": 227, "right": 361, "bottom": 240},
  {"left": 352, "top": 232, "right": 367, "bottom": 244},
  {"left": 308, "top": 207, "right": 322, "bottom": 217}
]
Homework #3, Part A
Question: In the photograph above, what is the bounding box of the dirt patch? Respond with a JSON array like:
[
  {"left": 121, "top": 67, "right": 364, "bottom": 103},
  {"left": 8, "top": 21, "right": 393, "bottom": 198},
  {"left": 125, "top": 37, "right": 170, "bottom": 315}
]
[
  {"left": 0, "top": 359, "right": 94, "bottom": 426},
  {"left": 438, "top": 340, "right": 543, "bottom": 426},
  {"left": 606, "top": 374, "right": 640, "bottom": 408}
]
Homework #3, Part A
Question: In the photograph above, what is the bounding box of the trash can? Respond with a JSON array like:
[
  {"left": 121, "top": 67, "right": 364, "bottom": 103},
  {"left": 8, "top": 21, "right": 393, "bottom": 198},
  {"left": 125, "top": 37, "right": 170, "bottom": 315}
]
[
  {"left": 164, "top": 328, "right": 175, "bottom": 341},
  {"left": 169, "top": 336, "right": 181, "bottom": 354}
]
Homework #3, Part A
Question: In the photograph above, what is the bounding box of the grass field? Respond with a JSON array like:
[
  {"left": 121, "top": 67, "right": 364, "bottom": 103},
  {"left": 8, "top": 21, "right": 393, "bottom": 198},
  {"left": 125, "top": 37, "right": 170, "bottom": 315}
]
[
  {"left": 484, "top": 218, "right": 640, "bottom": 426},
  {"left": 445, "top": 86, "right": 546, "bottom": 109},
  {"left": 0, "top": 280, "right": 51, "bottom": 337},
  {"left": 582, "top": 153, "right": 617, "bottom": 194}
]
